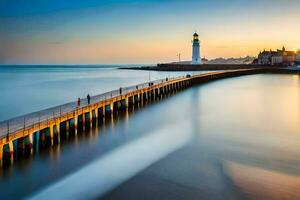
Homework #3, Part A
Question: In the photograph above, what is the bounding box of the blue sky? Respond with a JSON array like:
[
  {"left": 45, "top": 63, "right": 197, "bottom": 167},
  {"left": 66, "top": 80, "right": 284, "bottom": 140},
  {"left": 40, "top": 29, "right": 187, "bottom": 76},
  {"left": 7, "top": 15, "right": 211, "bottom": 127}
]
[{"left": 1, "top": 0, "right": 300, "bottom": 64}]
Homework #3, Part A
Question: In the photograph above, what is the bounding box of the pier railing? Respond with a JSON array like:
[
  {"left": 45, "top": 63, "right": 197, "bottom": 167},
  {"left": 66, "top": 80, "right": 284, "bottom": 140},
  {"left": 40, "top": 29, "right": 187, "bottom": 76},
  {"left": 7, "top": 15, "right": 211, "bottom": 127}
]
[{"left": 0, "top": 76, "right": 185, "bottom": 139}]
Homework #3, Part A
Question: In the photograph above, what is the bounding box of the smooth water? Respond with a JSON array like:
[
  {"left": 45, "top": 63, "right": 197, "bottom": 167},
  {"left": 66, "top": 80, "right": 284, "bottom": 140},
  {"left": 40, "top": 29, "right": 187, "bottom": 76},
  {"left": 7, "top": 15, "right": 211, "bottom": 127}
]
[
  {"left": 0, "top": 66, "right": 200, "bottom": 121},
  {"left": 0, "top": 68, "right": 300, "bottom": 200}
]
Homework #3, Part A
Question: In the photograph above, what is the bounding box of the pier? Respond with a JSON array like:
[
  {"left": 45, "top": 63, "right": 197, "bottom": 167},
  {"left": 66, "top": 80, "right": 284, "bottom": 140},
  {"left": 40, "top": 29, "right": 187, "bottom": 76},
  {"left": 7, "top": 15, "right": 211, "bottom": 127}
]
[{"left": 0, "top": 68, "right": 297, "bottom": 165}]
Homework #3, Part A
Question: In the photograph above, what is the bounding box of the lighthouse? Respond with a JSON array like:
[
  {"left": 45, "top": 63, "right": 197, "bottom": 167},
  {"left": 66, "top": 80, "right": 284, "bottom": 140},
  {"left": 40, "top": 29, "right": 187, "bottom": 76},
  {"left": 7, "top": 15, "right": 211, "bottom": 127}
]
[{"left": 192, "top": 32, "right": 201, "bottom": 64}]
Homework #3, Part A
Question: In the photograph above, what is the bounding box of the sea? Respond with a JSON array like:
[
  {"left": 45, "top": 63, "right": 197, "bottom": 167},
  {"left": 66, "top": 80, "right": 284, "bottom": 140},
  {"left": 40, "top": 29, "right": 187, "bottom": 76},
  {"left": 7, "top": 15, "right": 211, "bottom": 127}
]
[{"left": 0, "top": 65, "right": 300, "bottom": 200}]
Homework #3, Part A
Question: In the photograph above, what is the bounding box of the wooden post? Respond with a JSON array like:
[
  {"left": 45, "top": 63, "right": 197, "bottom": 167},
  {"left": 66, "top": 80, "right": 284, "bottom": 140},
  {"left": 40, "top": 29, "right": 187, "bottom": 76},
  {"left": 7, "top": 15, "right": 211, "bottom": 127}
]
[
  {"left": 49, "top": 125, "right": 54, "bottom": 146},
  {"left": 100, "top": 107, "right": 105, "bottom": 118},
  {"left": 36, "top": 131, "right": 40, "bottom": 152},
  {"left": 56, "top": 123, "right": 61, "bottom": 143},
  {"left": 110, "top": 102, "right": 114, "bottom": 114},
  {"left": 94, "top": 109, "right": 98, "bottom": 119},
  {"left": 139, "top": 93, "right": 143, "bottom": 104},
  {"left": 66, "top": 120, "right": 70, "bottom": 137},
  {"left": 125, "top": 97, "right": 129, "bottom": 108},
  {"left": 89, "top": 111, "right": 92, "bottom": 128},
  {"left": 0, "top": 144, "right": 3, "bottom": 165},
  {"left": 82, "top": 114, "right": 86, "bottom": 131},
  {"left": 28, "top": 133, "right": 33, "bottom": 155},
  {"left": 9, "top": 141, "right": 14, "bottom": 163},
  {"left": 74, "top": 117, "right": 78, "bottom": 135}
]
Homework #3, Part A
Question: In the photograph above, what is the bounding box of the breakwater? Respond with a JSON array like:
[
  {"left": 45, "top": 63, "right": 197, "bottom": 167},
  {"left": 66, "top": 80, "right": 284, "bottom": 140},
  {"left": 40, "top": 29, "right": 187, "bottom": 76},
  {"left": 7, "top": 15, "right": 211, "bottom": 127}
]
[{"left": 120, "top": 64, "right": 285, "bottom": 71}]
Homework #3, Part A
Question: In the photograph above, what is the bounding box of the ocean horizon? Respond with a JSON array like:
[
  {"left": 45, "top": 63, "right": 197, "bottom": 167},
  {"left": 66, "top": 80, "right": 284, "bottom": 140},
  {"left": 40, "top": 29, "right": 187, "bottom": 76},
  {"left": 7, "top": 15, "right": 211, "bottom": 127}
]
[{"left": 0, "top": 64, "right": 154, "bottom": 69}]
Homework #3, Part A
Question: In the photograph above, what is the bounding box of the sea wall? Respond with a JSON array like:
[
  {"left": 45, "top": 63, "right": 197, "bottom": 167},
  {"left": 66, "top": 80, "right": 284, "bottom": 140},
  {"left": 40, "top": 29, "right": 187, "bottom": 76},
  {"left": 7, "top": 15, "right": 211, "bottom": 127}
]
[{"left": 120, "top": 64, "right": 286, "bottom": 71}]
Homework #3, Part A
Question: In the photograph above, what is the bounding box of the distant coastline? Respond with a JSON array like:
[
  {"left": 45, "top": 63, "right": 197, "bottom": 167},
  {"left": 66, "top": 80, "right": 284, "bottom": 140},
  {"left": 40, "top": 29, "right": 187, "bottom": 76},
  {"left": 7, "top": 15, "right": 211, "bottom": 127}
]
[
  {"left": 119, "top": 64, "right": 286, "bottom": 71},
  {"left": 0, "top": 64, "right": 150, "bottom": 69},
  {"left": 0, "top": 64, "right": 286, "bottom": 71}
]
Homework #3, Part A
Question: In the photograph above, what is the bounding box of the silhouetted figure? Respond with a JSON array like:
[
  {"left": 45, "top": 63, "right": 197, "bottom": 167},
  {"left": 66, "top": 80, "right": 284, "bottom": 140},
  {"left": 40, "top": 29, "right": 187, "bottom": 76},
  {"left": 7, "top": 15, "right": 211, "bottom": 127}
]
[
  {"left": 87, "top": 94, "right": 91, "bottom": 105},
  {"left": 77, "top": 97, "right": 81, "bottom": 107},
  {"left": 119, "top": 87, "right": 122, "bottom": 95}
]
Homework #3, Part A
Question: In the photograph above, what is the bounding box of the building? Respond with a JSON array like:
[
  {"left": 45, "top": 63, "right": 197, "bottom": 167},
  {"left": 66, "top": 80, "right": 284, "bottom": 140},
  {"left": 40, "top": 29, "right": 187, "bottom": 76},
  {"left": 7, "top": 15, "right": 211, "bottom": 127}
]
[
  {"left": 258, "top": 50, "right": 276, "bottom": 65},
  {"left": 191, "top": 33, "right": 201, "bottom": 64},
  {"left": 258, "top": 46, "right": 297, "bottom": 66},
  {"left": 271, "top": 51, "right": 283, "bottom": 65},
  {"left": 296, "top": 50, "right": 300, "bottom": 64},
  {"left": 201, "top": 58, "right": 208, "bottom": 64},
  {"left": 283, "top": 51, "right": 296, "bottom": 65}
]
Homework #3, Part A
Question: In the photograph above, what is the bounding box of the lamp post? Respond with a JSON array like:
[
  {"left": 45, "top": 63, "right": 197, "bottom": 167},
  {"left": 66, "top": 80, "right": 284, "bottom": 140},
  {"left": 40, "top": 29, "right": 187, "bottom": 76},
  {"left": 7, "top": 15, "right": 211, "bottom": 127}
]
[{"left": 177, "top": 53, "right": 181, "bottom": 63}]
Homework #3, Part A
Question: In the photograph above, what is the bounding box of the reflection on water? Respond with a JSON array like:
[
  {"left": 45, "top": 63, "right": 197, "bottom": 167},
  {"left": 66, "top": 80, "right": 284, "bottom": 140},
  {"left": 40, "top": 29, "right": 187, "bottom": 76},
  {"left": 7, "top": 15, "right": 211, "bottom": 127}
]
[
  {"left": 224, "top": 161, "right": 300, "bottom": 200},
  {"left": 30, "top": 122, "right": 193, "bottom": 200},
  {"left": 1, "top": 73, "right": 300, "bottom": 199}
]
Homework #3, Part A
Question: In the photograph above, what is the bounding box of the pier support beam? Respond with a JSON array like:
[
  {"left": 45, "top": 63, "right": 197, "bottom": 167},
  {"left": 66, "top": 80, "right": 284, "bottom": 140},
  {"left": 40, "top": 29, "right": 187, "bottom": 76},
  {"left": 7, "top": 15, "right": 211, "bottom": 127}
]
[
  {"left": 143, "top": 93, "right": 147, "bottom": 103},
  {"left": 74, "top": 117, "right": 78, "bottom": 135},
  {"left": 0, "top": 144, "right": 3, "bottom": 164},
  {"left": 128, "top": 96, "right": 134, "bottom": 107},
  {"left": 156, "top": 88, "right": 159, "bottom": 98},
  {"left": 82, "top": 114, "right": 86, "bottom": 131},
  {"left": 89, "top": 111, "right": 92, "bottom": 128},
  {"left": 56, "top": 123, "right": 61, "bottom": 143},
  {"left": 60, "top": 121, "right": 69, "bottom": 139},
  {"left": 66, "top": 120, "right": 70, "bottom": 134},
  {"left": 25, "top": 133, "right": 33, "bottom": 155},
  {"left": 125, "top": 97, "right": 129, "bottom": 108},
  {"left": 139, "top": 93, "right": 143, "bottom": 103},
  {"left": 98, "top": 107, "right": 104, "bottom": 118},
  {"left": 9, "top": 141, "right": 14, "bottom": 163},
  {"left": 49, "top": 125, "right": 54, "bottom": 146},
  {"left": 1, "top": 142, "right": 13, "bottom": 164},
  {"left": 105, "top": 105, "right": 110, "bottom": 117},
  {"left": 113, "top": 101, "right": 120, "bottom": 114},
  {"left": 94, "top": 109, "right": 98, "bottom": 119},
  {"left": 34, "top": 131, "right": 40, "bottom": 152},
  {"left": 146, "top": 92, "right": 149, "bottom": 101},
  {"left": 105, "top": 103, "right": 113, "bottom": 118},
  {"left": 91, "top": 110, "right": 96, "bottom": 128},
  {"left": 17, "top": 137, "right": 25, "bottom": 158},
  {"left": 121, "top": 98, "right": 127, "bottom": 110},
  {"left": 111, "top": 102, "right": 114, "bottom": 114}
]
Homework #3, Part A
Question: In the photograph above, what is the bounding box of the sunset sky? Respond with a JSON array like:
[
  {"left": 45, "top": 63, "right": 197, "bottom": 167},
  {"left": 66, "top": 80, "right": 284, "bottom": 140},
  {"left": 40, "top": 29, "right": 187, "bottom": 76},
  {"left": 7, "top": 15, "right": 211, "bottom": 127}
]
[{"left": 1, "top": 0, "right": 300, "bottom": 64}]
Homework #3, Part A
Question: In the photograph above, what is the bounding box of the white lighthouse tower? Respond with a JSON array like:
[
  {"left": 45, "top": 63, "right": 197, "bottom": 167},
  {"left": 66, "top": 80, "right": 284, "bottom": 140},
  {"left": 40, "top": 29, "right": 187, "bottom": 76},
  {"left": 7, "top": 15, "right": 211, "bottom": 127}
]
[{"left": 192, "top": 32, "right": 201, "bottom": 64}]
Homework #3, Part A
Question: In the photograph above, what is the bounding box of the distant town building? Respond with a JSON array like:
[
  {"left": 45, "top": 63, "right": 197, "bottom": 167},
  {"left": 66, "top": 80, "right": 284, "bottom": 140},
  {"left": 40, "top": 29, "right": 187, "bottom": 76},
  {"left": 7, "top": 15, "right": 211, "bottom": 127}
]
[
  {"left": 296, "top": 50, "right": 300, "bottom": 64},
  {"left": 271, "top": 51, "right": 283, "bottom": 65},
  {"left": 191, "top": 33, "right": 201, "bottom": 64},
  {"left": 201, "top": 58, "right": 208, "bottom": 64},
  {"left": 258, "top": 46, "right": 297, "bottom": 66},
  {"left": 258, "top": 50, "right": 274, "bottom": 65}
]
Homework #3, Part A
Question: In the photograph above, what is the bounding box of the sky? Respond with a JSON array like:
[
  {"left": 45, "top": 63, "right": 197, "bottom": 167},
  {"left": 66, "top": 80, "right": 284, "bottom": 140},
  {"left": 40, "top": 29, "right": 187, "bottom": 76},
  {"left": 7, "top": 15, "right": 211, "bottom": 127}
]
[{"left": 0, "top": 0, "right": 300, "bottom": 64}]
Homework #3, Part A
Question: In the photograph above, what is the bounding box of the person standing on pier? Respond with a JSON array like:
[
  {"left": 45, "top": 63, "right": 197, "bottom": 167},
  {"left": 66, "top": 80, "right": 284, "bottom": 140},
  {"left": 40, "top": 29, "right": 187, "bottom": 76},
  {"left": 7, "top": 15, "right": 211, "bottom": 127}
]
[
  {"left": 119, "top": 87, "right": 122, "bottom": 95},
  {"left": 77, "top": 97, "right": 81, "bottom": 107},
  {"left": 87, "top": 94, "right": 91, "bottom": 105}
]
